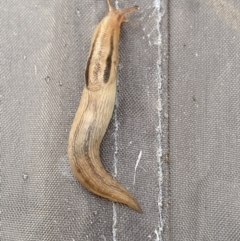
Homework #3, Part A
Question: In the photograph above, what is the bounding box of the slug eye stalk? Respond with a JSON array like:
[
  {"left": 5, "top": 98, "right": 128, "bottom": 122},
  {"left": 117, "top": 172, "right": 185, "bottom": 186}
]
[{"left": 68, "top": 0, "right": 141, "bottom": 213}]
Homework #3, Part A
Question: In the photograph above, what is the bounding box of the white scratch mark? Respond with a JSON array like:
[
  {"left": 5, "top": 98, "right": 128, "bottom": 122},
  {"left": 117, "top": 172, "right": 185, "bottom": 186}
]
[
  {"left": 155, "top": 229, "right": 160, "bottom": 241},
  {"left": 112, "top": 76, "right": 119, "bottom": 241},
  {"left": 153, "top": 0, "right": 160, "bottom": 8},
  {"left": 34, "top": 65, "right": 37, "bottom": 76},
  {"left": 113, "top": 107, "right": 119, "bottom": 178},
  {"left": 112, "top": 203, "right": 117, "bottom": 241},
  {"left": 155, "top": 0, "right": 164, "bottom": 240},
  {"left": 115, "top": 0, "right": 119, "bottom": 9},
  {"left": 133, "top": 150, "right": 142, "bottom": 185},
  {"left": 112, "top": 109, "right": 118, "bottom": 241}
]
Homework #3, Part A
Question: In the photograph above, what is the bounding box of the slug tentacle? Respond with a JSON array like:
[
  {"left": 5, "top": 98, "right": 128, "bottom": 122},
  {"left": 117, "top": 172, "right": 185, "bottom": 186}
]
[
  {"left": 68, "top": 0, "right": 141, "bottom": 212},
  {"left": 107, "top": 0, "right": 115, "bottom": 12}
]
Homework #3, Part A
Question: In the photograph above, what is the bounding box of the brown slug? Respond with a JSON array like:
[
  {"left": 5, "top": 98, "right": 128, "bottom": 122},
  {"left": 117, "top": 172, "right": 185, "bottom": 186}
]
[{"left": 68, "top": 0, "right": 141, "bottom": 212}]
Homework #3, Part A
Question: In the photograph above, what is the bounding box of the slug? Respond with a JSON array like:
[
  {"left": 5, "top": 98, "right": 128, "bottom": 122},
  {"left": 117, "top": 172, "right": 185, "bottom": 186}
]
[{"left": 68, "top": 0, "right": 142, "bottom": 212}]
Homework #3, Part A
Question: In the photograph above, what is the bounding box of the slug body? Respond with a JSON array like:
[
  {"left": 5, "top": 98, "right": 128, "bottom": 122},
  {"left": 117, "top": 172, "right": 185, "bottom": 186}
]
[{"left": 68, "top": 0, "right": 141, "bottom": 212}]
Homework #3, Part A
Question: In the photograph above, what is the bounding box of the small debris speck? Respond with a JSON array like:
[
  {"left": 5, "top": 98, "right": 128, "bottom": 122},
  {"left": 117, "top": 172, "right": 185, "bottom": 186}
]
[
  {"left": 45, "top": 76, "right": 50, "bottom": 83},
  {"left": 76, "top": 9, "right": 81, "bottom": 17},
  {"left": 22, "top": 172, "right": 29, "bottom": 180}
]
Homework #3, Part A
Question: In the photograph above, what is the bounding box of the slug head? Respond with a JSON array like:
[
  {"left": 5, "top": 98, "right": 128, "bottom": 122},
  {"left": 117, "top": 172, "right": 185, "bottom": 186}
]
[{"left": 106, "top": 0, "right": 139, "bottom": 25}]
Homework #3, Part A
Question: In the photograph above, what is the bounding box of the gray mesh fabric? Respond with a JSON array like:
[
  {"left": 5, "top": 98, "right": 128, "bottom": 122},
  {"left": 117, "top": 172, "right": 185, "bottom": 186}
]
[
  {"left": 2, "top": 0, "right": 240, "bottom": 240},
  {"left": 1, "top": 0, "right": 163, "bottom": 240},
  {"left": 167, "top": 0, "right": 240, "bottom": 240}
]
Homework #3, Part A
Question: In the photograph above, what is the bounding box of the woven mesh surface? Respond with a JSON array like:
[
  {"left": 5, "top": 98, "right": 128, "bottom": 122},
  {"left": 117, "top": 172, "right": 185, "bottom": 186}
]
[
  {"left": 1, "top": 0, "right": 163, "bottom": 240},
  {"left": 3, "top": 0, "right": 240, "bottom": 240},
  {"left": 168, "top": 0, "right": 240, "bottom": 240}
]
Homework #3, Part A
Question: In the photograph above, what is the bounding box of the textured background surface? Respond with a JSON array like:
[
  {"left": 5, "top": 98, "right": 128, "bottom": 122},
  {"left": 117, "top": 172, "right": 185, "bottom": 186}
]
[
  {"left": 167, "top": 0, "right": 240, "bottom": 240},
  {"left": 2, "top": 0, "right": 240, "bottom": 240},
  {"left": 1, "top": 0, "right": 163, "bottom": 240}
]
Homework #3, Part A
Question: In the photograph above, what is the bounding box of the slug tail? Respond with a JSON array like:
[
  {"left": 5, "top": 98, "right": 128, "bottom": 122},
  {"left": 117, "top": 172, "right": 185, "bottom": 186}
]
[{"left": 69, "top": 154, "right": 142, "bottom": 213}]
